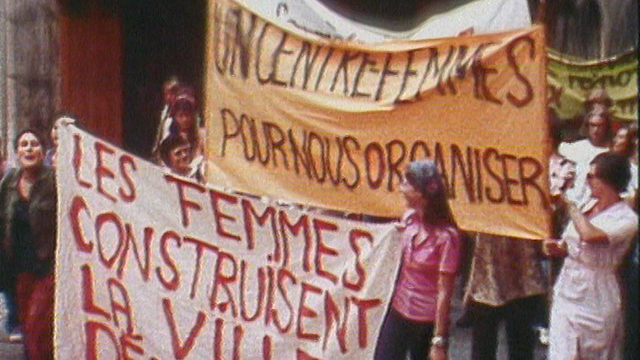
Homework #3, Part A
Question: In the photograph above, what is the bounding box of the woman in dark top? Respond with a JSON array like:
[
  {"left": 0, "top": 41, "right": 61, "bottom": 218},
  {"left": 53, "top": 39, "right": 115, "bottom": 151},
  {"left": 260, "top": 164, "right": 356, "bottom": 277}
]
[{"left": 0, "top": 129, "right": 56, "bottom": 360}]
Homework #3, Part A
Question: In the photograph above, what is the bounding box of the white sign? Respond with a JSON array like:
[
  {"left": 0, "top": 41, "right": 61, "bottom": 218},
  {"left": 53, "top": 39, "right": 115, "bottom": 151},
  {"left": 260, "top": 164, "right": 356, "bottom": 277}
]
[{"left": 55, "top": 125, "right": 402, "bottom": 359}]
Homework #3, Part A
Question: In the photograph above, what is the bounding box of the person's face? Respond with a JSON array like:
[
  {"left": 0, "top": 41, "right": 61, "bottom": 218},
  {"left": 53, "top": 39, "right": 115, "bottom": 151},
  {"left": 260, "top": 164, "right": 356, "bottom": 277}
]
[
  {"left": 175, "top": 109, "right": 195, "bottom": 130},
  {"left": 17, "top": 132, "right": 44, "bottom": 169},
  {"left": 612, "top": 128, "right": 629, "bottom": 154},
  {"left": 587, "top": 115, "right": 608, "bottom": 146},
  {"left": 400, "top": 176, "right": 426, "bottom": 209},
  {"left": 168, "top": 144, "right": 192, "bottom": 175}
]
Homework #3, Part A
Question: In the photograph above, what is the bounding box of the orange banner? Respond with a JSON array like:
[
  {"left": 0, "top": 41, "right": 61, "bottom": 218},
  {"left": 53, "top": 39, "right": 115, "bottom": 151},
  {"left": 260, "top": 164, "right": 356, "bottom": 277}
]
[{"left": 204, "top": 0, "right": 551, "bottom": 240}]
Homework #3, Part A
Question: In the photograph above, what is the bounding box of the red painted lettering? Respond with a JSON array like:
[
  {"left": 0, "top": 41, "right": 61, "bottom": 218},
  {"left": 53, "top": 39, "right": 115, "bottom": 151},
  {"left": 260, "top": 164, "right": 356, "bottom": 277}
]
[
  {"left": 162, "top": 298, "right": 206, "bottom": 360},
  {"left": 116, "top": 225, "right": 154, "bottom": 281},
  {"left": 85, "top": 321, "right": 120, "bottom": 360},
  {"left": 210, "top": 250, "right": 239, "bottom": 316},
  {"left": 165, "top": 174, "right": 206, "bottom": 227},
  {"left": 270, "top": 268, "right": 296, "bottom": 333},
  {"left": 351, "top": 297, "right": 382, "bottom": 348},
  {"left": 342, "top": 229, "right": 374, "bottom": 292},
  {"left": 118, "top": 154, "right": 137, "bottom": 202},
  {"left": 297, "top": 282, "right": 322, "bottom": 341},
  {"left": 313, "top": 218, "right": 339, "bottom": 284},
  {"left": 323, "top": 293, "right": 348, "bottom": 353},
  {"left": 239, "top": 260, "right": 266, "bottom": 322},
  {"left": 156, "top": 230, "right": 182, "bottom": 291},
  {"left": 242, "top": 199, "right": 278, "bottom": 256},
  {"left": 70, "top": 195, "right": 93, "bottom": 253},
  {"left": 279, "top": 211, "right": 310, "bottom": 269},
  {"left": 95, "top": 212, "right": 125, "bottom": 269},
  {"left": 73, "top": 133, "right": 92, "bottom": 189},
  {"left": 107, "top": 278, "right": 140, "bottom": 337},
  {"left": 183, "top": 236, "right": 219, "bottom": 300},
  {"left": 209, "top": 189, "right": 241, "bottom": 242},
  {"left": 81, "top": 265, "right": 110, "bottom": 319},
  {"left": 296, "top": 348, "right": 324, "bottom": 360},
  {"left": 95, "top": 142, "right": 118, "bottom": 202}
]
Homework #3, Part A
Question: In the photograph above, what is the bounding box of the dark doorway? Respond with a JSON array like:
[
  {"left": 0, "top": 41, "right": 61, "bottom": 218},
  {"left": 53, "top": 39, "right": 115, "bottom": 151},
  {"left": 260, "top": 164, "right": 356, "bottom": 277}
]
[{"left": 122, "top": 0, "right": 207, "bottom": 158}]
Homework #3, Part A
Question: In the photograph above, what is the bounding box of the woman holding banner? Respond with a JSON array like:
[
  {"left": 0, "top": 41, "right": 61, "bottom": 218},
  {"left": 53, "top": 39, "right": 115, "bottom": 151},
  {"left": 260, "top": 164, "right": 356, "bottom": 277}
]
[
  {"left": 373, "top": 160, "right": 461, "bottom": 360},
  {"left": 544, "top": 152, "right": 637, "bottom": 360},
  {"left": 0, "top": 129, "right": 56, "bottom": 360}
]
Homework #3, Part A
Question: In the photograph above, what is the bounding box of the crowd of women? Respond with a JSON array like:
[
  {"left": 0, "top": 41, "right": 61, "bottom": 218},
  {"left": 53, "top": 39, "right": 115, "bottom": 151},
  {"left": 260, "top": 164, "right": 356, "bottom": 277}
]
[
  {"left": 371, "top": 89, "right": 637, "bottom": 360},
  {"left": 373, "top": 94, "right": 637, "bottom": 360},
  {"left": 0, "top": 84, "right": 636, "bottom": 360}
]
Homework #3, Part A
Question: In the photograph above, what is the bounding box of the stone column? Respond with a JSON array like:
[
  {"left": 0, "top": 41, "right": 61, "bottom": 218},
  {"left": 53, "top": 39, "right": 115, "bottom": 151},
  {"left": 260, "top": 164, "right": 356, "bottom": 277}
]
[{"left": 0, "top": 0, "right": 59, "bottom": 165}]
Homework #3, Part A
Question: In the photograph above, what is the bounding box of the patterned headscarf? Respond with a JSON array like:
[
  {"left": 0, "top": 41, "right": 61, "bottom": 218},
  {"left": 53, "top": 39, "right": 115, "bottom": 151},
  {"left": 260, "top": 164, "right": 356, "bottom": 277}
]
[{"left": 405, "top": 159, "right": 445, "bottom": 198}]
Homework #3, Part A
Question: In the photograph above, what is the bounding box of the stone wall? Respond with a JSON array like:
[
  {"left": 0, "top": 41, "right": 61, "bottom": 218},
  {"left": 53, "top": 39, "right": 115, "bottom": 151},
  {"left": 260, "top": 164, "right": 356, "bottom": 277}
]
[
  {"left": 531, "top": 0, "right": 638, "bottom": 59},
  {"left": 0, "top": 0, "right": 59, "bottom": 165}
]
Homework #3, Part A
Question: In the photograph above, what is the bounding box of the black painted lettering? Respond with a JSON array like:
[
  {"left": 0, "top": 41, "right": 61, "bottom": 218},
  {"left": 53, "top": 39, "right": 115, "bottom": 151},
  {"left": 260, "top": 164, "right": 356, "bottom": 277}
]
[
  {"left": 450, "top": 144, "right": 476, "bottom": 202},
  {"left": 506, "top": 35, "right": 535, "bottom": 108},
  {"left": 364, "top": 142, "right": 385, "bottom": 189},
  {"left": 385, "top": 140, "right": 406, "bottom": 192},
  {"left": 331, "top": 50, "right": 362, "bottom": 95},
  {"left": 375, "top": 53, "right": 399, "bottom": 101},
  {"left": 501, "top": 153, "right": 524, "bottom": 205},
  {"left": 352, "top": 53, "right": 376, "bottom": 99},
  {"left": 264, "top": 122, "right": 289, "bottom": 169},
  {"left": 342, "top": 136, "right": 361, "bottom": 189},
  {"left": 483, "top": 148, "right": 505, "bottom": 203}
]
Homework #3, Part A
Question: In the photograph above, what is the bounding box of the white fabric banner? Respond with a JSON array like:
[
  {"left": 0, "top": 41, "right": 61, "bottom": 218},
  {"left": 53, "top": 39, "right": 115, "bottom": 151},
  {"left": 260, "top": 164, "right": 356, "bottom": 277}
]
[
  {"left": 239, "top": 0, "right": 532, "bottom": 42},
  {"left": 54, "top": 125, "right": 402, "bottom": 359}
]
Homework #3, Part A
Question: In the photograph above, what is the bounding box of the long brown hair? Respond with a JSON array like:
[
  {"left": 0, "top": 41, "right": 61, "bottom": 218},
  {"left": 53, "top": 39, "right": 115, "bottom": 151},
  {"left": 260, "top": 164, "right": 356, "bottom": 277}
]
[{"left": 405, "top": 160, "right": 458, "bottom": 228}]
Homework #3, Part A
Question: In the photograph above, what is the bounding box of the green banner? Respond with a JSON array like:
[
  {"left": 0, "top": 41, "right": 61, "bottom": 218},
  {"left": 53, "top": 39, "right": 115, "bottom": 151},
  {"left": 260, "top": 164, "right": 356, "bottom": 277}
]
[{"left": 547, "top": 49, "right": 637, "bottom": 121}]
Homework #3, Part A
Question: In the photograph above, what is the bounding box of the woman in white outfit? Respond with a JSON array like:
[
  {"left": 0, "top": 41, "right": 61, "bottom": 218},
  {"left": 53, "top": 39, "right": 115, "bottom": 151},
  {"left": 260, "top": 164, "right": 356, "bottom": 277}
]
[{"left": 544, "top": 152, "right": 638, "bottom": 360}]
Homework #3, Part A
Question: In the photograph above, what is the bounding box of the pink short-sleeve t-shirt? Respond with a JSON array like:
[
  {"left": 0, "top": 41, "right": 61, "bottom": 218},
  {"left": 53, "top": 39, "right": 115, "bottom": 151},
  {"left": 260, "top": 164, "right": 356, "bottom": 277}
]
[{"left": 391, "top": 210, "right": 461, "bottom": 322}]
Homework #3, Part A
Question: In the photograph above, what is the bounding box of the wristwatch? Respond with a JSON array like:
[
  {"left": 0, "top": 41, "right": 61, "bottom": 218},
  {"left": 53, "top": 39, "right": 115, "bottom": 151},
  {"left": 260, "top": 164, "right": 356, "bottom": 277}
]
[{"left": 431, "top": 335, "right": 448, "bottom": 348}]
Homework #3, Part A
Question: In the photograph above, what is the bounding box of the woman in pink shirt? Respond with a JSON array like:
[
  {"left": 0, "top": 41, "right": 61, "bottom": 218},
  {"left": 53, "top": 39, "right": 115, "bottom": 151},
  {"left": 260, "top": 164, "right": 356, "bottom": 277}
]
[{"left": 374, "top": 160, "right": 462, "bottom": 360}]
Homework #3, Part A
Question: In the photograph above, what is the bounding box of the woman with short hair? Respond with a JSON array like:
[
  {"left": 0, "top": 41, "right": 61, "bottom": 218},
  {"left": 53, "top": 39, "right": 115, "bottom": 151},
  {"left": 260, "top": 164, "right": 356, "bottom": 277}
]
[
  {"left": 611, "top": 123, "right": 639, "bottom": 360},
  {"left": 544, "top": 152, "right": 638, "bottom": 360}
]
